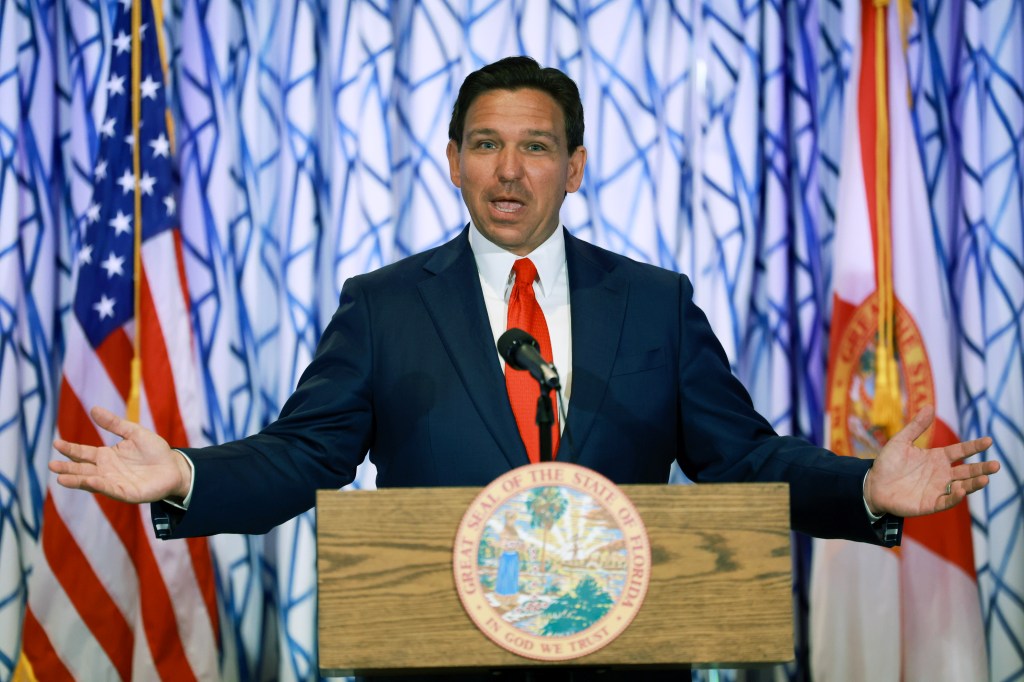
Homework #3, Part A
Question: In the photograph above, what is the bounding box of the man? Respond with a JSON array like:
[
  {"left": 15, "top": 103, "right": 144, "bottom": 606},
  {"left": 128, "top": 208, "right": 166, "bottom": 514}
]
[{"left": 53, "top": 58, "right": 995, "bottom": 559}]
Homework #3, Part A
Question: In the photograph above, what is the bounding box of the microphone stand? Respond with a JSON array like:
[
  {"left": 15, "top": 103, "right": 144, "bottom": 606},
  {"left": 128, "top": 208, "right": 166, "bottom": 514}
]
[
  {"left": 535, "top": 386, "right": 556, "bottom": 462},
  {"left": 497, "top": 328, "right": 560, "bottom": 461}
]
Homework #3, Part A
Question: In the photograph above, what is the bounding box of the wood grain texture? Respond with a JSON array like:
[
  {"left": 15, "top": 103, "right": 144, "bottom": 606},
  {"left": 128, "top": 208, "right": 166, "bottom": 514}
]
[{"left": 317, "top": 483, "right": 792, "bottom": 676}]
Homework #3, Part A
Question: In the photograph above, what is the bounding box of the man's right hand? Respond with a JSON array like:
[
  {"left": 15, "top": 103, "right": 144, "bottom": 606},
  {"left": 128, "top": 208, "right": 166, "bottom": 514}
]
[{"left": 50, "top": 406, "right": 191, "bottom": 504}]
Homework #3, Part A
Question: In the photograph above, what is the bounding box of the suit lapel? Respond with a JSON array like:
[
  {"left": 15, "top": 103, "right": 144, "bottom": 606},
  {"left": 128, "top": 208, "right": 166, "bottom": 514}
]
[
  {"left": 563, "top": 232, "right": 630, "bottom": 462},
  {"left": 417, "top": 229, "right": 530, "bottom": 469}
]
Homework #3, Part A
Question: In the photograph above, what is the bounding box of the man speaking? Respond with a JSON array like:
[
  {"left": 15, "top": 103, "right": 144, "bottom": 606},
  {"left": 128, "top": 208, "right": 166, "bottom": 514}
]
[{"left": 51, "top": 58, "right": 996, "bottom": 552}]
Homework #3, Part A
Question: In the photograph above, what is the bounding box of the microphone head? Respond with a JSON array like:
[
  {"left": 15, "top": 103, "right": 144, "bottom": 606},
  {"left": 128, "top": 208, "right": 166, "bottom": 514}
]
[{"left": 497, "top": 328, "right": 540, "bottom": 371}]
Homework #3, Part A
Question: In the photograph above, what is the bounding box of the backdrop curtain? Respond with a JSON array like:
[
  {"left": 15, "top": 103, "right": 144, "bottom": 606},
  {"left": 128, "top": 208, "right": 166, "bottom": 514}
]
[{"left": 1, "top": 0, "right": 1020, "bottom": 680}]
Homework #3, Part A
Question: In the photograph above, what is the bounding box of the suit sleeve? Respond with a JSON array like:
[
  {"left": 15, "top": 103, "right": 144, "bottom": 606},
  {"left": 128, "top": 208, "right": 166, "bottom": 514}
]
[
  {"left": 673, "top": 275, "right": 902, "bottom": 546},
  {"left": 152, "top": 277, "right": 376, "bottom": 538}
]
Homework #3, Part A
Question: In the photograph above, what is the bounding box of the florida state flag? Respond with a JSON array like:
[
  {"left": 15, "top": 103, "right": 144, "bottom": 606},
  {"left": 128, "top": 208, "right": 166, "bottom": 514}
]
[{"left": 810, "top": 1, "right": 987, "bottom": 680}]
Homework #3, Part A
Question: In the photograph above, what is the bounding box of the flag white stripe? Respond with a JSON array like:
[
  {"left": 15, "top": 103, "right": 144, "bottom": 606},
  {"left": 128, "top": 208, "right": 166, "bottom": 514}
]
[
  {"left": 145, "top": 510, "right": 219, "bottom": 681},
  {"left": 901, "top": 538, "right": 988, "bottom": 680},
  {"left": 130, "top": 616, "right": 161, "bottom": 682},
  {"left": 810, "top": 539, "right": 901, "bottom": 681},
  {"left": 60, "top": 320, "right": 128, "bottom": 420},
  {"left": 27, "top": 543, "right": 125, "bottom": 681},
  {"left": 142, "top": 233, "right": 207, "bottom": 445},
  {"left": 47, "top": 483, "right": 141, "bottom": 620}
]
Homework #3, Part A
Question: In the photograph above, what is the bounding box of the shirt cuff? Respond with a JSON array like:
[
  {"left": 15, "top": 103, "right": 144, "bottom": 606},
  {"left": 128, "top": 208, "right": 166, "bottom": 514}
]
[
  {"left": 162, "top": 449, "right": 195, "bottom": 511},
  {"left": 863, "top": 470, "right": 884, "bottom": 523}
]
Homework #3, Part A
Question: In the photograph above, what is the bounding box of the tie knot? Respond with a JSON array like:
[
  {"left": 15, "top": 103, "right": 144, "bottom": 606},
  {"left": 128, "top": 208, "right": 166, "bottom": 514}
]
[{"left": 512, "top": 258, "right": 538, "bottom": 286}]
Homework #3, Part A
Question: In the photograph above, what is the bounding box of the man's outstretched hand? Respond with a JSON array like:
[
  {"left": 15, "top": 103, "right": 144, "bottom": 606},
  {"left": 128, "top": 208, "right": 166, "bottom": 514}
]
[
  {"left": 50, "top": 406, "right": 190, "bottom": 504},
  {"left": 864, "top": 405, "right": 1000, "bottom": 517}
]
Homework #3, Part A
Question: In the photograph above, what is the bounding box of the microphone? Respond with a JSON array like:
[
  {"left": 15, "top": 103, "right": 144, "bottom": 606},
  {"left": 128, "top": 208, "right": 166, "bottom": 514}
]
[{"left": 497, "top": 328, "right": 561, "bottom": 391}]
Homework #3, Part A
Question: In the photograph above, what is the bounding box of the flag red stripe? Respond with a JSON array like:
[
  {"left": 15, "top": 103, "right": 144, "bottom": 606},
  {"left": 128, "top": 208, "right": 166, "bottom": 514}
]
[
  {"left": 172, "top": 229, "right": 193, "bottom": 317},
  {"left": 40, "top": 495, "right": 135, "bottom": 681},
  {"left": 94, "top": 328, "right": 135, "bottom": 401},
  {"left": 21, "top": 608, "right": 76, "bottom": 682},
  {"left": 139, "top": 266, "right": 221, "bottom": 645},
  {"left": 56, "top": 378, "right": 197, "bottom": 681},
  {"left": 187, "top": 537, "right": 221, "bottom": 641},
  {"left": 53, "top": 382, "right": 137, "bottom": 678},
  {"left": 94, "top": 495, "right": 198, "bottom": 682},
  {"left": 57, "top": 377, "right": 105, "bottom": 447},
  {"left": 94, "top": 274, "right": 199, "bottom": 681},
  {"left": 825, "top": 297, "right": 857, "bottom": 424},
  {"left": 139, "top": 270, "right": 188, "bottom": 444}
]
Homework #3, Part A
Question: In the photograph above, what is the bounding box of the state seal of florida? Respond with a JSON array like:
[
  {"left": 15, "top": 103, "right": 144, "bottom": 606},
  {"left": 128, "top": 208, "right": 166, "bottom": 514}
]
[
  {"left": 828, "top": 292, "right": 936, "bottom": 456},
  {"left": 453, "top": 462, "right": 651, "bottom": 661}
]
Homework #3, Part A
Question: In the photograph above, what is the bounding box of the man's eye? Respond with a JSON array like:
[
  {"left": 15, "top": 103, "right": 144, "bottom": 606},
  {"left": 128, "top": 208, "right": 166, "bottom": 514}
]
[
  {"left": 527, "top": 143, "right": 545, "bottom": 151},
  {"left": 478, "top": 141, "right": 497, "bottom": 149}
]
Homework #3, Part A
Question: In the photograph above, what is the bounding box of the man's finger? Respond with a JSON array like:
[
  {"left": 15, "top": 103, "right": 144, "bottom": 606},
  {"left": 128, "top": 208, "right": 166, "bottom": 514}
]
[
  {"left": 50, "top": 459, "right": 97, "bottom": 477},
  {"left": 942, "top": 460, "right": 999, "bottom": 502},
  {"left": 54, "top": 473, "right": 107, "bottom": 493},
  {"left": 937, "top": 488, "right": 967, "bottom": 513},
  {"left": 54, "top": 473, "right": 85, "bottom": 490},
  {"left": 58, "top": 475, "right": 111, "bottom": 498},
  {"left": 946, "top": 436, "right": 994, "bottom": 463},
  {"left": 90, "top": 405, "right": 136, "bottom": 440},
  {"left": 961, "top": 475, "right": 990, "bottom": 495},
  {"left": 951, "top": 459, "right": 1000, "bottom": 479},
  {"left": 891, "top": 405, "right": 934, "bottom": 444},
  {"left": 53, "top": 438, "right": 97, "bottom": 464}
]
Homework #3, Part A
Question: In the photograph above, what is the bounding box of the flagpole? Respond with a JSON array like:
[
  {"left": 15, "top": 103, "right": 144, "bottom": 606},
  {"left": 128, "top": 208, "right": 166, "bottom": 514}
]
[
  {"left": 128, "top": 0, "right": 144, "bottom": 422},
  {"left": 869, "top": 0, "right": 902, "bottom": 436}
]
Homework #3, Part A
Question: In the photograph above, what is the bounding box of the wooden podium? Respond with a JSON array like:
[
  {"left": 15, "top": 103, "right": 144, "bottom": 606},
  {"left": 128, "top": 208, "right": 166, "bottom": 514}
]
[{"left": 317, "top": 483, "right": 793, "bottom": 677}]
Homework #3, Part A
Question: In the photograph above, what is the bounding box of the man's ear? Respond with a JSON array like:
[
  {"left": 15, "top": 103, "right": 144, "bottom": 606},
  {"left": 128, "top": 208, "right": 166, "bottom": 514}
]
[
  {"left": 446, "top": 140, "right": 462, "bottom": 188},
  {"left": 565, "top": 145, "right": 587, "bottom": 193}
]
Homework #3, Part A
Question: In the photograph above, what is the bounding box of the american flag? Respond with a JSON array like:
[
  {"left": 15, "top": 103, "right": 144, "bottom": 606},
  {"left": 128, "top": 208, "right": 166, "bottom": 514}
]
[{"left": 19, "top": 1, "right": 219, "bottom": 679}]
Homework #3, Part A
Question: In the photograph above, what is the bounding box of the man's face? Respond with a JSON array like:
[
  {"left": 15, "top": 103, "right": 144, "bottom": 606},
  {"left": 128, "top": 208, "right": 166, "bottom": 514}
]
[{"left": 446, "top": 88, "right": 587, "bottom": 256}]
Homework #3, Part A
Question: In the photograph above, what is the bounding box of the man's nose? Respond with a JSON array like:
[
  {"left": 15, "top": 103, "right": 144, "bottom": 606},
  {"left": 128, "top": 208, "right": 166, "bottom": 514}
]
[{"left": 496, "top": 148, "right": 524, "bottom": 182}]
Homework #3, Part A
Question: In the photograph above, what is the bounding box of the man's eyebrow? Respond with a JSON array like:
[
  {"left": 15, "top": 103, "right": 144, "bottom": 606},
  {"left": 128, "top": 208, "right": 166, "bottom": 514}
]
[{"left": 524, "top": 129, "right": 559, "bottom": 141}]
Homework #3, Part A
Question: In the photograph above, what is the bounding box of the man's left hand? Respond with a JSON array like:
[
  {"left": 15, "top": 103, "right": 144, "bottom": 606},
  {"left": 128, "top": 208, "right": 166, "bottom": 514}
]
[{"left": 864, "top": 405, "right": 1000, "bottom": 517}]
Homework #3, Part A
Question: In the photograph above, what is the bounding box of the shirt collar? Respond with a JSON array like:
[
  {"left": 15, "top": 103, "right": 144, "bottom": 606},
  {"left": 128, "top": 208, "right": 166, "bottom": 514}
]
[{"left": 468, "top": 223, "right": 566, "bottom": 299}]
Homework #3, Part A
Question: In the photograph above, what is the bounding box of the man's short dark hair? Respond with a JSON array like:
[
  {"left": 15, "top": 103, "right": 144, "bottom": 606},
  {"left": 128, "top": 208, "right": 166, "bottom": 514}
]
[{"left": 448, "top": 56, "right": 585, "bottom": 151}]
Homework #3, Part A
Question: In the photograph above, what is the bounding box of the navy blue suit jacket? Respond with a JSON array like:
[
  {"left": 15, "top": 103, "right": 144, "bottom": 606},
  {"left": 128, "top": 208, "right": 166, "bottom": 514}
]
[{"left": 156, "top": 228, "right": 899, "bottom": 545}]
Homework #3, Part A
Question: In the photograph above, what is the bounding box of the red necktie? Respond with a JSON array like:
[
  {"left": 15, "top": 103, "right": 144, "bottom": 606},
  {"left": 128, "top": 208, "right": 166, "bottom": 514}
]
[{"left": 506, "top": 258, "right": 559, "bottom": 463}]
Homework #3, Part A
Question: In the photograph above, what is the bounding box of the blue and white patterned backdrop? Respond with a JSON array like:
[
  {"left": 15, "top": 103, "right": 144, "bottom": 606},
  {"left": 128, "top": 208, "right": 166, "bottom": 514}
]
[{"left": 1, "top": 1, "right": 1020, "bottom": 681}]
